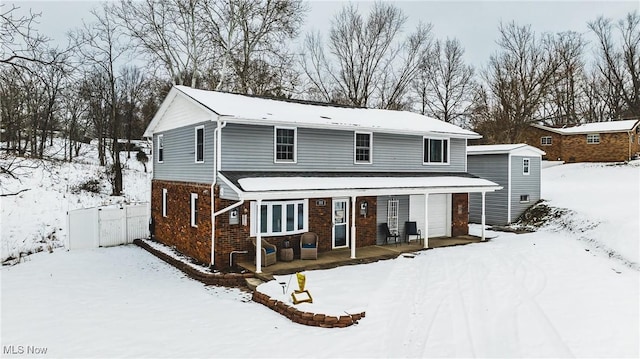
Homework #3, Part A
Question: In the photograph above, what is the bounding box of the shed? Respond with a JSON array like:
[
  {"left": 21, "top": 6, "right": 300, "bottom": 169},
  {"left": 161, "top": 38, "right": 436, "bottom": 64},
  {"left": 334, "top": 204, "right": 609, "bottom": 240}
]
[{"left": 467, "top": 144, "right": 545, "bottom": 226}]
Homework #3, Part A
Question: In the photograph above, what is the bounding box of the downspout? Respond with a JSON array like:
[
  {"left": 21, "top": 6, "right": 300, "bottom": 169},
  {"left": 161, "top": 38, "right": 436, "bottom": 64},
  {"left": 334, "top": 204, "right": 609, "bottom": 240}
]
[{"left": 210, "top": 120, "right": 227, "bottom": 269}]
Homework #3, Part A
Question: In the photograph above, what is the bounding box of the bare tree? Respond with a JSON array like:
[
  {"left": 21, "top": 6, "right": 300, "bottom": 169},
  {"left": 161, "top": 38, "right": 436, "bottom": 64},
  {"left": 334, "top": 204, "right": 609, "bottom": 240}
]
[
  {"left": 413, "top": 38, "right": 474, "bottom": 126},
  {"left": 471, "top": 22, "right": 558, "bottom": 143},
  {"left": 0, "top": 4, "right": 52, "bottom": 69},
  {"left": 589, "top": 11, "right": 640, "bottom": 119},
  {"left": 301, "top": 2, "right": 432, "bottom": 109}
]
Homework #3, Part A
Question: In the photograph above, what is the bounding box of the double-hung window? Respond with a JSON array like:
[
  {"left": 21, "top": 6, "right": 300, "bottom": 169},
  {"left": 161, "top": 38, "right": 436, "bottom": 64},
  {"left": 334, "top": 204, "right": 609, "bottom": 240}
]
[
  {"left": 423, "top": 137, "right": 449, "bottom": 164},
  {"left": 195, "top": 126, "right": 204, "bottom": 163},
  {"left": 587, "top": 134, "right": 600, "bottom": 144},
  {"left": 541, "top": 136, "right": 552, "bottom": 146},
  {"left": 354, "top": 132, "right": 372, "bottom": 164},
  {"left": 523, "top": 158, "right": 530, "bottom": 175},
  {"left": 274, "top": 127, "right": 296, "bottom": 163},
  {"left": 251, "top": 199, "right": 308, "bottom": 236},
  {"left": 157, "top": 135, "right": 164, "bottom": 163},
  {"left": 190, "top": 193, "right": 198, "bottom": 227}
]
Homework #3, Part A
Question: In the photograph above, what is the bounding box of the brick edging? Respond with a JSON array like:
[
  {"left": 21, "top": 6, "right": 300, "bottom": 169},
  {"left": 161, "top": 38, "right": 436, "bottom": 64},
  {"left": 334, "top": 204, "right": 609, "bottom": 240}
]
[
  {"left": 133, "top": 239, "right": 252, "bottom": 287},
  {"left": 251, "top": 291, "right": 365, "bottom": 328}
]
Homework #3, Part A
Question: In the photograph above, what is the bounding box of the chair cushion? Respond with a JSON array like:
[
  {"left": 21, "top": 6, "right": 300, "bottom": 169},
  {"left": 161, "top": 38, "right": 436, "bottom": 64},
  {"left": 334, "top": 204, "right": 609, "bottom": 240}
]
[
  {"left": 265, "top": 247, "right": 275, "bottom": 254},
  {"left": 302, "top": 243, "right": 316, "bottom": 249}
]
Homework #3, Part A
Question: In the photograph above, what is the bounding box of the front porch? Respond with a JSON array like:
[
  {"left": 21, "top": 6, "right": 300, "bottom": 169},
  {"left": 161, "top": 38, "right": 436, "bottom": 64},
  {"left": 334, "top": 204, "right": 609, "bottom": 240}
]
[{"left": 237, "top": 235, "right": 483, "bottom": 280}]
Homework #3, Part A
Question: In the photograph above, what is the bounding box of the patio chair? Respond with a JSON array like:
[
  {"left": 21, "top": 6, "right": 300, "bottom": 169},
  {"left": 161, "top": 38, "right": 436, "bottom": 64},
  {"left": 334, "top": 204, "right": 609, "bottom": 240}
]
[
  {"left": 380, "top": 223, "right": 400, "bottom": 246},
  {"left": 405, "top": 221, "right": 423, "bottom": 244},
  {"left": 251, "top": 238, "right": 277, "bottom": 267},
  {"left": 300, "top": 232, "right": 318, "bottom": 260}
]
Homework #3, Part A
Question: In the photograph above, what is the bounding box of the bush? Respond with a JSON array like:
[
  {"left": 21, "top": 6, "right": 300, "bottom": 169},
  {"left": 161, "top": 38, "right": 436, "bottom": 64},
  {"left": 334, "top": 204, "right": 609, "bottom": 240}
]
[{"left": 72, "top": 179, "right": 102, "bottom": 194}]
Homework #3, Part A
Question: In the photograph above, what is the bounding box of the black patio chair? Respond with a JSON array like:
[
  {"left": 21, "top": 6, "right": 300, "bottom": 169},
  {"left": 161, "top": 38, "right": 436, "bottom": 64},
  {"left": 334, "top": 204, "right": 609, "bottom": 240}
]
[
  {"left": 380, "top": 223, "right": 400, "bottom": 246},
  {"left": 405, "top": 221, "right": 423, "bottom": 244}
]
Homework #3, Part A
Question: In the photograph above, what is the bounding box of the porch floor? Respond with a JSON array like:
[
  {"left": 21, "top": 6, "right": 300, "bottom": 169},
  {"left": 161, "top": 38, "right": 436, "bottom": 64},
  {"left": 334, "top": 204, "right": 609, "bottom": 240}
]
[{"left": 237, "top": 235, "right": 483, "bottom": 281}]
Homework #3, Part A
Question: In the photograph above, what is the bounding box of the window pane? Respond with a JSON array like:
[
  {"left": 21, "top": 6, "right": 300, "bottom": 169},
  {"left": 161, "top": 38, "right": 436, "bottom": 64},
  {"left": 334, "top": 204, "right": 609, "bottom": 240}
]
[
  {"left": 286, "top": 204, "right": 295, "bottom": 231},
  {"left": 272, "top": 205, "right": 282, "bottom": 233},
  {"left": 430, "top": 139, "right": 442, "bottom": 162},
  {"left": 260, "top": 205, "right": 268, "bottom": 233},
  {"left": 423, "top": 138, "right": 429, "bottom": 162},
  {"left": 196, "top": 128, "right": 204, "bottom": 161},
  {"left": 276, "top": 128, "right": 295, "bottom": 160},
  {"left": 443, "top": 140, "right": 448, "bottom": 162},
  {"left": 298, "top": 203, "right": 304, "bottom": 230}
]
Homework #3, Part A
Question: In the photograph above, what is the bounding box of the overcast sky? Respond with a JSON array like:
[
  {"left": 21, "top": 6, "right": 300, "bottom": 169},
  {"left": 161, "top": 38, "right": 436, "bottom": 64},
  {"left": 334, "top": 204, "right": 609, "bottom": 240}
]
[{"left": 8, "top": 0, "right": 640, "bottom": 67}]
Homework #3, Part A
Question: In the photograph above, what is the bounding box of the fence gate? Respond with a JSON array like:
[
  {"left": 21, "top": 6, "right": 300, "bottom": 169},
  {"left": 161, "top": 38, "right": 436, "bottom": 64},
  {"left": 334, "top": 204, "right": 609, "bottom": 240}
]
[{"left": 67, "top": 203, "right": 149, "bottom": 250}]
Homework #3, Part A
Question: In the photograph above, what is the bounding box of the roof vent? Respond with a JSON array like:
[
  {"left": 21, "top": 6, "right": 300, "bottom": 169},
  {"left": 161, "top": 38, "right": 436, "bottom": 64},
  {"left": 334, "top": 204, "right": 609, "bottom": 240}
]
[{"left": 320, "top": 116, "right": 331, "bottom": 119}]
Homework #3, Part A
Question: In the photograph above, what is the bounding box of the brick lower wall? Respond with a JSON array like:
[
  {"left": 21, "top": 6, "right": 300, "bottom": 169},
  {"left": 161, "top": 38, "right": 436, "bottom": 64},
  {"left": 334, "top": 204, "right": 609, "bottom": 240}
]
[
  {"left": 451, "top": 193, "right": 469, "bottom": 237},
  {"left": 151, "top": 180, "right": 212, "bottom": 265}
]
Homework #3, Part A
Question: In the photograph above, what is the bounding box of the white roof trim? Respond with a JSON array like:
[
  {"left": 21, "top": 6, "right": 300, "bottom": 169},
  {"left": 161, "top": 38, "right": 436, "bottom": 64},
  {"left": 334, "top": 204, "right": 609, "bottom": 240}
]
[
  {"left": 146, "top": 85, "right": 481, "bottom": 139},
  {"left": 467, "top": 144, "right": 545, "bottom": 157}
]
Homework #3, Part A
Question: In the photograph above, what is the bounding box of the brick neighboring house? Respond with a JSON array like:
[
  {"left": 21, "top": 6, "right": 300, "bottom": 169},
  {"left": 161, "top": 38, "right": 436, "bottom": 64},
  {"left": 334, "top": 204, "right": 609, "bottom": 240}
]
[
  {"left": 143, "top": 86, "right": 502, "bottom": 272},
  {"left": 524, "top": 120, "right": 640, "bottom": 163}
]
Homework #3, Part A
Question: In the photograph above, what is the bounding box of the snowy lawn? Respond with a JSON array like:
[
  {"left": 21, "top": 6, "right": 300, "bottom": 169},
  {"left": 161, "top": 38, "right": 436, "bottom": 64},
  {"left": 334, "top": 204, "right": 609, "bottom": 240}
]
[{"left": 1, "top": 161, "right": 638, "bottom": 357}]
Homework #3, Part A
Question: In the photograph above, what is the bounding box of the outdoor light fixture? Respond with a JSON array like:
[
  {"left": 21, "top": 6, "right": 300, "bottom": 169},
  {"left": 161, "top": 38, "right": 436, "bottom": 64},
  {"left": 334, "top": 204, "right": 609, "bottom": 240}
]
[{"left": 360, "top": 200, "right": 368, "bottom": 217}]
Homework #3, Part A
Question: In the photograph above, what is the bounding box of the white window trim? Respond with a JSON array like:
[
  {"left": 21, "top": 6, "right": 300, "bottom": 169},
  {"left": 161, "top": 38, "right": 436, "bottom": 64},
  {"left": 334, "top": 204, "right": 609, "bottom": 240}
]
[
  {"left": 250, "top": 199, "right": 308, "bottom": 237},
  {"left": 587, "top": 133, "right": 600, "bottom": 144},
  {"left": 520, "top": 194, "right": 530, "bottom": 203},
  {"left": 354, "top": 131, "right": 373, "bottom": 164},
  {"left": 423, "top": 136, "right": 450, "bottom": 165},
  {"left": 194, "top": 125, "right": 205, "bottom": 163},
  {"left": 190, "top": 193, "right": 198, "bottom": 228},
  {"left": 162, "top": 188, "right": 168, "bottom": 217},
  {"left": 273, "top": 127, "right": 297, "bottom": 164},
  {"left": 541, "top": 136, "right": 552, "bottom": 146},
  {"left": 157, "top": 134, "right": 164, "bottom": 163},
  {"left": 523, "top": 158, "right": 530, "bottom": 175}
]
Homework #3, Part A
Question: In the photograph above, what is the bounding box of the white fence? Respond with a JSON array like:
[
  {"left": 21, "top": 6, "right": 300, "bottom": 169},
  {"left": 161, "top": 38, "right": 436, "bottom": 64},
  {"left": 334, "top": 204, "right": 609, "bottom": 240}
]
[{"left": 67, "top": 203, "right": 149, "bottom": 250}]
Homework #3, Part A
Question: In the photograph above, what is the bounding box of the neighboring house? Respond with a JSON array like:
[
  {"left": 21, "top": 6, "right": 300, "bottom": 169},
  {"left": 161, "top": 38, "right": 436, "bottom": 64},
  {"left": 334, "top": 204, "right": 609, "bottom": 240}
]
[
  {"left": 524, "top": 120, "right": 640, "bottom": 163},
  {"left": 143, "top": 86, "right": 501, "bottom": 272},
  {"left": 467, "top": 144, "right": 545, "bottom": 226}
]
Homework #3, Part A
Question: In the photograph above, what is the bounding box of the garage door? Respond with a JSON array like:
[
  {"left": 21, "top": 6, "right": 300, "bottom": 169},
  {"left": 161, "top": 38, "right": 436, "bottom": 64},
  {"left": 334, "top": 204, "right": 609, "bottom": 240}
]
[{"left": 409, "top": 194, "right": 451, "bottom": 238}]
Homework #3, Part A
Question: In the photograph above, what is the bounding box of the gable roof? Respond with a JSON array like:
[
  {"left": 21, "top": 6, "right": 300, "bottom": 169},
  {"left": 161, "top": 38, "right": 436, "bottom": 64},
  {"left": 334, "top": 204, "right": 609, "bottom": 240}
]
[
  {"left": 144, "top": 85, "right": 481, "bottom": 139},
  {"left": 531, "top": 120, "right": 639, "bottom": 135},
  {"left": 467, "top": 143, "right": 545, "bottom": 157}
]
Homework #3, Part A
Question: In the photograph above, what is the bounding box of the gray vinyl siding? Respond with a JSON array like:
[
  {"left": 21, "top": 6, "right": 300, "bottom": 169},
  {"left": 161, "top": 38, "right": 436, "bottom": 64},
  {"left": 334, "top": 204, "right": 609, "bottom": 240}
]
[
  {"left": 376, "top": 195, "right": 409, "bottom": 244},
  {"left": 218, "top": 176, "right": 240, "bottom": 201},
  {"left": 510, "top": 156, "right": 541, "bottom": 222},
  {"left": 221, "top": 123, "right": 467, "bottom": 172},
  {"left": 468, "top": 154, "right": 510, "bottom": 225},
  {"left": 153, "top": 121, "right": 215, "bottom": 183}
]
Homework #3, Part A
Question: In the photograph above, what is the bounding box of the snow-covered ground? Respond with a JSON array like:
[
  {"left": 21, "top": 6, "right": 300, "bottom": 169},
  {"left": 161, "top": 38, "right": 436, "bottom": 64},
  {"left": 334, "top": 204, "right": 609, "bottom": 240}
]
[
  {"left": 0, "top": 140, "right": 151, "bottom": 262},
  {"left": 1, "top": 153, "right": 638, "bottom": 357}
]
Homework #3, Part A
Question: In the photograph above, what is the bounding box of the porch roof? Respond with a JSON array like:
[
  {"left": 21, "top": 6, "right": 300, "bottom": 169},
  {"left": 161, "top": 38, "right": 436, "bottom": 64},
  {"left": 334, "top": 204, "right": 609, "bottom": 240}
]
[{"left": 219, "top": 171, "right": 502, "bottom": 200}]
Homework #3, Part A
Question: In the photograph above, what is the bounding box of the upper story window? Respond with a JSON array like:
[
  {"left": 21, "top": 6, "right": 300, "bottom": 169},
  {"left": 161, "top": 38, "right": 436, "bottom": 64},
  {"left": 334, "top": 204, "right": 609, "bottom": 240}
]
[
  {"left": 354, "top": 132, "right": 372, "bottom": 164},
  {"left": 157, "top": 135, "right": 164, "bottom": 163},
  {"left": 251, "top": 199, "right": 308, "bottom": 237},
  {"left": 423, "top": 137, "right": 449, "bottom": 164},
  {"left": 274, "top": 127, "right": 296, "bottom": 163},
  {"left": 587, "top": 134, "right": 600, "bottom": 144},
  {"left": 523, "top": 158, "right": 530, "bottom": 175},
  {"left": 195, "top": 126, "right": 204, "bottom": 163},
  {"left": 541, "top": 136, "right": 552, "bottom": 146}
]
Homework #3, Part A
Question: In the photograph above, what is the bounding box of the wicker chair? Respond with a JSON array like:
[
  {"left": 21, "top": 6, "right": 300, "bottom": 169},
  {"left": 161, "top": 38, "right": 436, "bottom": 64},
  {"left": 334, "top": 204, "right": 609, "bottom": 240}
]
[
  {"left": 251, "top": 238, "right": 277, "bottom": 267},
  {"left": 300, "top": 232, "right": 318, "bottom": 260}
]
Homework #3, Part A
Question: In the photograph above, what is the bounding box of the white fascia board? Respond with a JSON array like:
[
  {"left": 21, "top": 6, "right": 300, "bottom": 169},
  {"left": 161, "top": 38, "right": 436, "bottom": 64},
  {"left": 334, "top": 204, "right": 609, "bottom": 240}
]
[
  {"left": 219, "top": 116, "right": 482, "bottom": 140},
  {"left": 217, "top": 173, "right": 244, "bottom": 197},
  {"left": 238, "top": 185, "right": 503, "bottom": 201}
]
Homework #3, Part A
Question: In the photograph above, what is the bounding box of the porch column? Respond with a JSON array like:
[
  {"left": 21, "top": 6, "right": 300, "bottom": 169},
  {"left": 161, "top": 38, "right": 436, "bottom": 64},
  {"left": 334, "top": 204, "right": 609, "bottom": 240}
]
[
  {"left": 423, "top": 193, "right": 429, "bottom": 249},
  {"left": 350, "top": 196, "right": 356, "bottom": 259},
  {"left": 481, "top": 192, "right": 486, "bottom": 241},
  {"left": 255, "top": 199, "right": 262, "bottom": 273}
]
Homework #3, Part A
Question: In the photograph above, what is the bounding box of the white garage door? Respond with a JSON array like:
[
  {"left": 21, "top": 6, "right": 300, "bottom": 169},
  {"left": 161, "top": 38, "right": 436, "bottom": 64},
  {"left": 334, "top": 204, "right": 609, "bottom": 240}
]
[{"left": 409, "top": 194, "right": 451, "bottom": 238}]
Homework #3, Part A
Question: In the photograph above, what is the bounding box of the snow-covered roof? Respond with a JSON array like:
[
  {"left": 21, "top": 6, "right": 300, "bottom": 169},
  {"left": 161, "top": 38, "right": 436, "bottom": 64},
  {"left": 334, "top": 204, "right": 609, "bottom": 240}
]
[
  {"left": 144, "top": 86, "right": 481, "bottom": 139},
  {"left": 467, "top": 143, "right": 545, "bottom": 157},
  {"left": 532, "top": 120, "right": 639, "bottom": 135},
  {"left": 219, "top": 171, "right": 501, "bottom": 200}
]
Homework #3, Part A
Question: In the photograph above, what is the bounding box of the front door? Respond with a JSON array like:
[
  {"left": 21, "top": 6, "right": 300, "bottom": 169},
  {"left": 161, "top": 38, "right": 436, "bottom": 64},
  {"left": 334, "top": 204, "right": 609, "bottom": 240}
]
[{"left": 332, "top": 198, "right": 349, "bottom": 248}]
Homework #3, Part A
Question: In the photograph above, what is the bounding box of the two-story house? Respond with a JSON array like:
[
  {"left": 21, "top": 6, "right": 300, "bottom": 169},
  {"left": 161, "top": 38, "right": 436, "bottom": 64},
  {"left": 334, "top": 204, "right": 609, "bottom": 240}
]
[{"left": 143, "top": 86, "right": 501, "bottom": 272}]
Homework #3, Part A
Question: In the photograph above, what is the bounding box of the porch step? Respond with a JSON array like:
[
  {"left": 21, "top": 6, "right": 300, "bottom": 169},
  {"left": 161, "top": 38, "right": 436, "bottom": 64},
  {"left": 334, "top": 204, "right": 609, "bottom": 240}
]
[{"left": 245, "top": 277, "right": 265, "bottom": 291}]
